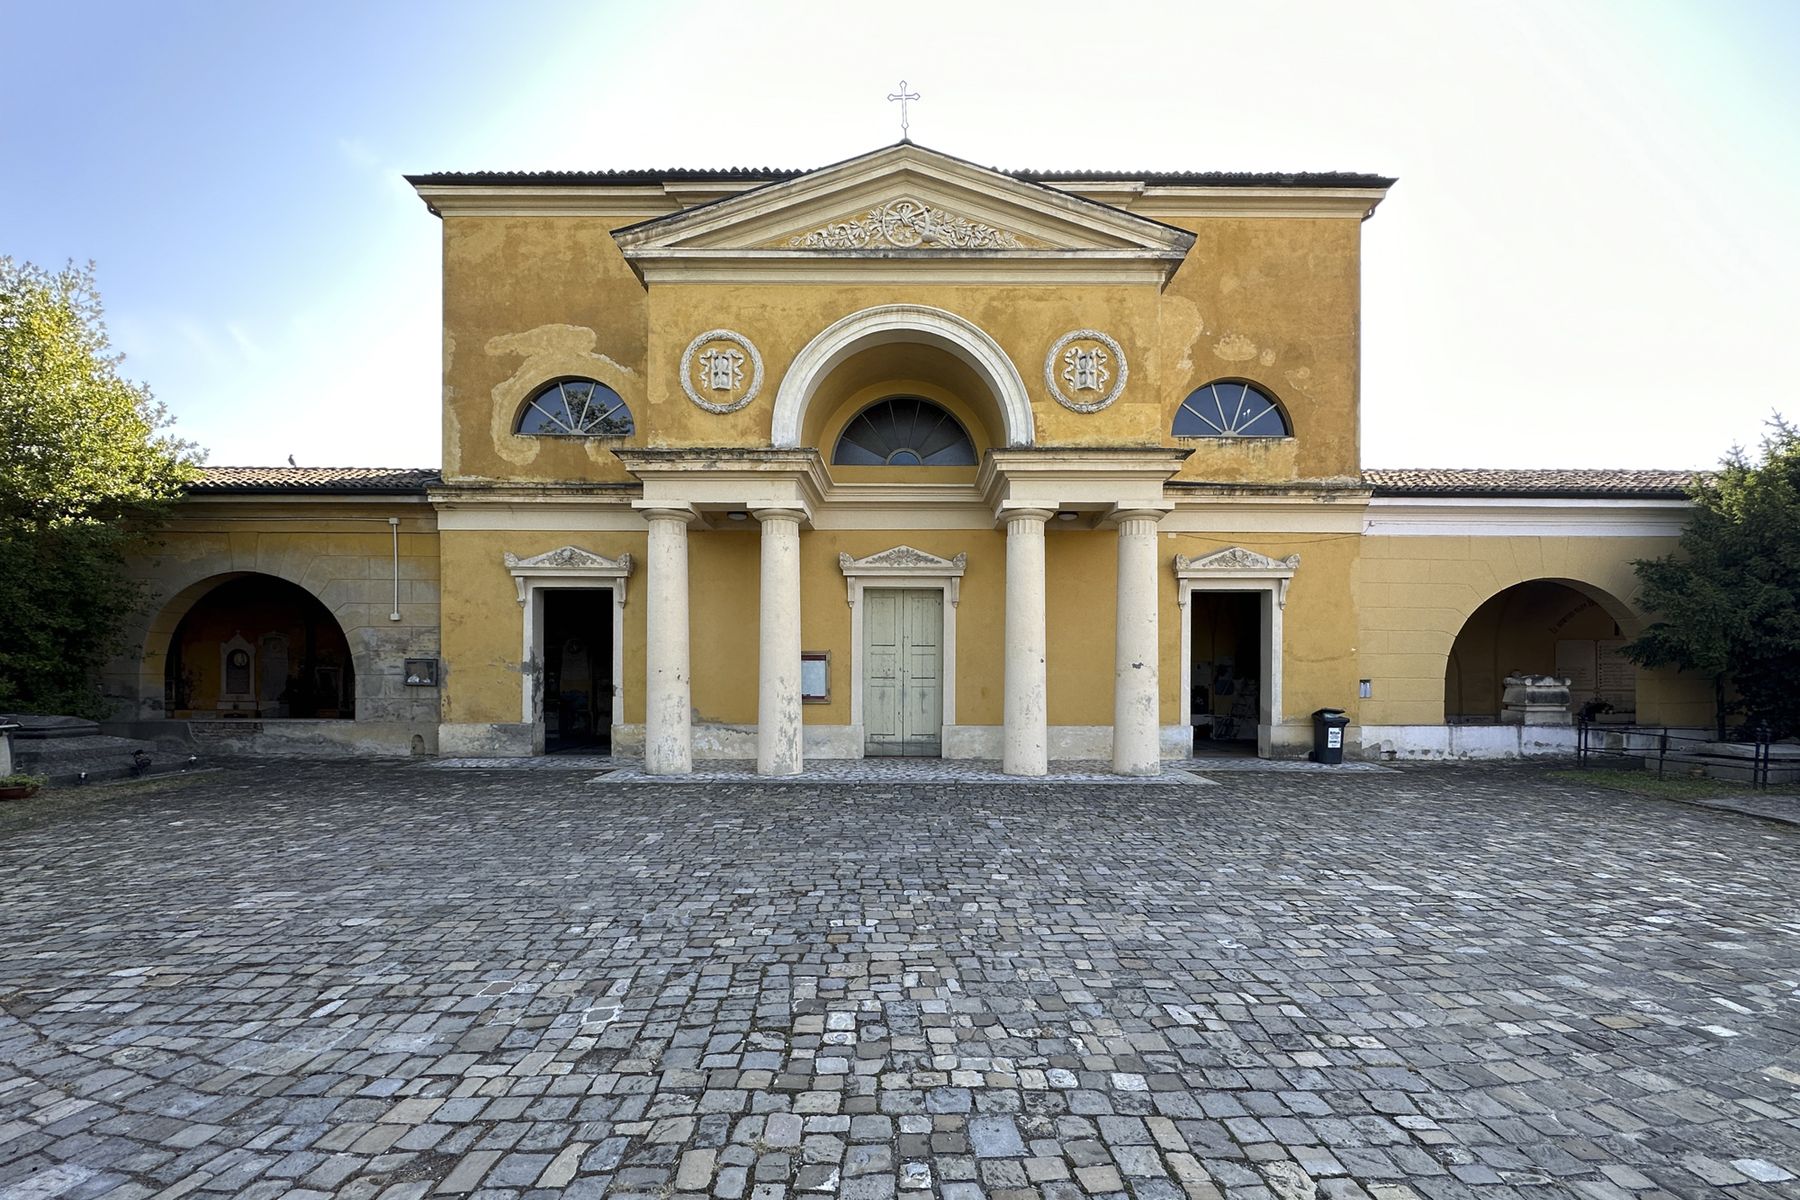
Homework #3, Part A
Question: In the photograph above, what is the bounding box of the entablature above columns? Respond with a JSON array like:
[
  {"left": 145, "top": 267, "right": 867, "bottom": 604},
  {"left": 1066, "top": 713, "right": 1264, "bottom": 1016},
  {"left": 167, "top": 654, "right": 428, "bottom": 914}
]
[
  {"left": 978, "top": 447, "right": 1190, "bottom": 524},
  {"left": 616, "top": 448, "right": 829, "bottom": 526}
]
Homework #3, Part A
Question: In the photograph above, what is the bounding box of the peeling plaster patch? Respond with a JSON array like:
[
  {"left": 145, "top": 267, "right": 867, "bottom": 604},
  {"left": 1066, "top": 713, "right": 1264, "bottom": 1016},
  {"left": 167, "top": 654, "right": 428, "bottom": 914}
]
[
  {"left": 1163, "top": 297, "right": 1205, "bottom": 378},
  {"left": 1283, "top": 366, "right": 1314, "bottom": 396},
  {"left": 1258, "top": 348, "right": 1277, "bottom": 367},
  {"left": 1213, "top": 333, "right": 1258, "bottom": 362},
  {"left": 444, "top": 386, "right": 462, "bottom": 469},
  {"left": 483, "top": 324, "right": 639, "bottom": 467},
  {"left": 489, "top": 324, "right": 591, "bottom": 361}
]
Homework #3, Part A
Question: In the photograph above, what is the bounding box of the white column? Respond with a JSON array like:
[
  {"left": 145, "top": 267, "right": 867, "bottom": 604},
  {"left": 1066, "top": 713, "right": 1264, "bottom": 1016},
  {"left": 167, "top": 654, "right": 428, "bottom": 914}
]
[
  {"left": 643, "top": 506, "right": 695, "bottom": 775},
  {"left": 755, "top": 507, "right": 805, "bottom": 776},
  {"left": 1003, "top": 507, "right": 1053, "bottom": 776},
  {"left": 1112, "top": 509, "right": 1165, "bottom": 776}
]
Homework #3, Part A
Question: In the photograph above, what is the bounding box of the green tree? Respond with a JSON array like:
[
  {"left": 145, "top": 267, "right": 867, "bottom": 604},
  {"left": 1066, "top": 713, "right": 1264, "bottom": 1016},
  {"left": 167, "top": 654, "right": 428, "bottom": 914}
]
[
  {"left": 0, "top": 259, "right": 199, "bottom": 718},
  {"left": 1625, "top": 416, "right": 1800, "bottom": 739}
]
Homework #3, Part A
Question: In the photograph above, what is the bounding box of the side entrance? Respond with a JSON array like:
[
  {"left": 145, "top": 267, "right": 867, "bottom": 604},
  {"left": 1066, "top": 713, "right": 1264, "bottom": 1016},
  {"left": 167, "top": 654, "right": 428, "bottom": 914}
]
[
  {"left": 863, "top": 588, "right": 943, "bottom": 757},
  {"left": 541, "top": 588, "right": 615, "bottom": 754}
]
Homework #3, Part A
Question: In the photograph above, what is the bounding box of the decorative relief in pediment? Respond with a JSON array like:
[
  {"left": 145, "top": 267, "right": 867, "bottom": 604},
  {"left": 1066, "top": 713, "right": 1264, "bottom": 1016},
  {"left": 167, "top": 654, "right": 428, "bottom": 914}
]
[
  {"left": 839, "top": 546, "right": 968, "bottom": 572},
  {"left": 838, "top": 545, "right": 968, "bottom": 607},
  {"left": 1173, "top": 546, "right": 1300, "bottom": 608},
  {"left": 781, "top": 197, "right": 1032, "bottom": 251},
  {"left": 503, "top": 547, "right": 634, "bottom": 605},
  {"left": 1175, "top": 547, "right": 1300, "bottom": 573},
  {"left": 503, "top": 546, "right": 632, "bottom": 571}
]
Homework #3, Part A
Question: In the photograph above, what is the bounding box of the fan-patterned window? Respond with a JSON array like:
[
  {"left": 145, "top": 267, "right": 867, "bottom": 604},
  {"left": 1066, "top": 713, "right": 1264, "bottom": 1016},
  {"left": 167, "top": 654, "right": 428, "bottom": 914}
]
[
  {"left": 833, "top": 397, "right": 976, "bottom": 466},
  {"left": 1173, "top": 380, "right": 1290, "bottom": 438},
  {"left": 515, "top": 378, "right": 634, "bottom": 437}
]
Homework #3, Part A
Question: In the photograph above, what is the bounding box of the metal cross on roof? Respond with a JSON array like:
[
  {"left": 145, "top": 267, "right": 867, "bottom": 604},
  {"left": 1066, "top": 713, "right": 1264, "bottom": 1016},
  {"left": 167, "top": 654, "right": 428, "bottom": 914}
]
[{"left": 887, "top": 80, "right": 920, "bottom": 140}]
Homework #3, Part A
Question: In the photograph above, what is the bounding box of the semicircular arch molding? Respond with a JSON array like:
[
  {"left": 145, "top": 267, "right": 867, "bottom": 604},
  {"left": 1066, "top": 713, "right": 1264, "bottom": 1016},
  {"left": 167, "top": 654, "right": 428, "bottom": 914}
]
[
  {"left": 1452, "top": 575, "right": 1641, "bottom": 641},
  {"left": 120, "top": 566, "right": 375, "bottom": 720},
  {"left": 1442, "top": 576, "right": 1643, "bottom": 723},
  {"left": 771, "top": 304, "right": 1034, "bottom": 450}
]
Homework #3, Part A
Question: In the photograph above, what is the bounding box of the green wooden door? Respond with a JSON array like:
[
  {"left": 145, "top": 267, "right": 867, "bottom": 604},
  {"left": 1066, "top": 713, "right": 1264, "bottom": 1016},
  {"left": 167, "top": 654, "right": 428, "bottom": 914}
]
[{"left": 864, "top": 588, "right": 943, "bottom": 757}]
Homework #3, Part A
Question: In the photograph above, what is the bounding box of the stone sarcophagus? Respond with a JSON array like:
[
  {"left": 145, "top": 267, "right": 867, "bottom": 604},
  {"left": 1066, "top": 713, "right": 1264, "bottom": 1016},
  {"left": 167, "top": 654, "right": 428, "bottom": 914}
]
[{"left": 1500, "top": 675, "right": 1573, "bottom": 725}]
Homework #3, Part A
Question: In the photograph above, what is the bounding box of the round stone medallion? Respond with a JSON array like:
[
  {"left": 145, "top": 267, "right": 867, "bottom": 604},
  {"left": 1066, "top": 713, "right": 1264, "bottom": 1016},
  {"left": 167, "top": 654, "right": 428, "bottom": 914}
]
[
  {"left": 680, "top": 329, "right": 764, "bottom": 415},
  {"left": 1044, "top": 329, "right": 1128, "bottom": 414}
]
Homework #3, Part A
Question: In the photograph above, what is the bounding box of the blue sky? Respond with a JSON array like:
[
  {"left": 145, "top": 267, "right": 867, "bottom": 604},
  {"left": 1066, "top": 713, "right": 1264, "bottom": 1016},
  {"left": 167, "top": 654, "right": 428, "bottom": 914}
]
[{"left": 5, "top": 0, "right": 1797, "bottom": 469}]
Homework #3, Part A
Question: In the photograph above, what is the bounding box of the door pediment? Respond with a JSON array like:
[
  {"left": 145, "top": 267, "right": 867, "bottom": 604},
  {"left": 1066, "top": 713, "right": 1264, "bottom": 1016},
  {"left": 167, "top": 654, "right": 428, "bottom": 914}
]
[{"left": 613, "top": 143, "right": 1195, "bottom": 286}]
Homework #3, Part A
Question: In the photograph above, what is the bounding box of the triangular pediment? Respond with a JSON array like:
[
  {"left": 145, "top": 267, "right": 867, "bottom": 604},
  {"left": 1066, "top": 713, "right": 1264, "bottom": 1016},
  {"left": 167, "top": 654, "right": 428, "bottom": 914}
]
[
  {"left": 613, "top": 143, "right": 1195, "bottom": 285},
  {"left": 838, "top": 545, "right": 968, "bottom": 574},
  {"left": 1174, "top": 546, "right": 1300, "bottom": 574}
]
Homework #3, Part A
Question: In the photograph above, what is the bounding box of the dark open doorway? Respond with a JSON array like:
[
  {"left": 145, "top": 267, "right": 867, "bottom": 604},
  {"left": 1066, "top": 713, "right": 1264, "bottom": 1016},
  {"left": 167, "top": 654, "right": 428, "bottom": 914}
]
[
  {"left": 1189, "top": 591, "right": 1262, "bottom": 757},
  {"left": 543, "top": 589, "right": 613, "bottom": 754}
]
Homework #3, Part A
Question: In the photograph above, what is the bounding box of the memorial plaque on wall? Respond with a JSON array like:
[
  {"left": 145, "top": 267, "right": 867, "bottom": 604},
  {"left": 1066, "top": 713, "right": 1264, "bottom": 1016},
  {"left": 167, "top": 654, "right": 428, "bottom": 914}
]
[
  {"left": 1596, "top": 638, "right": 1637, "bottom": 712},
  {"left": 1555, "top": 639, "right": 1598, "bottom": 703}
]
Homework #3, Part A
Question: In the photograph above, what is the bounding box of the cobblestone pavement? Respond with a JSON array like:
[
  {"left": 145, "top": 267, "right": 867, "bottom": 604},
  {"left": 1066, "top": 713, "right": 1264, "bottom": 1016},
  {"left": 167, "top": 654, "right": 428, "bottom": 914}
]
[{"left": 1, "top": 763, "right": 1796, "bottom": 1200}]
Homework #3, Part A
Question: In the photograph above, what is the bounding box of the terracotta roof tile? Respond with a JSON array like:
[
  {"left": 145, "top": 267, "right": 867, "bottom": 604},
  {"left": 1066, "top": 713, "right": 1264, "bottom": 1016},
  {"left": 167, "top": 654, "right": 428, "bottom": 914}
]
[
  {"left": 1364, "top": 468, "right": 1695, "bottom": 498},
  {"left": 188, "top": 467, "right": 440, "bottom": 494}
]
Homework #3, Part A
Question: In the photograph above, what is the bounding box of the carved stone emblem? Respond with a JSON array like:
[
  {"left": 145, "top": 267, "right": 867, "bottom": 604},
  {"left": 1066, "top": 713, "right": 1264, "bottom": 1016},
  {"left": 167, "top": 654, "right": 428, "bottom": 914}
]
[
  {"left": 1044, "top": 329, "right": 1128, "bottom": 413},
  {"left": 680, "top": 329, "right": 763, "bottom": 414},
  {"left": 697, "top": 347, "right": 744, "bottom": 392},
  {"left": 789, "top": 197, "right": 1025, "bottom": 250}
]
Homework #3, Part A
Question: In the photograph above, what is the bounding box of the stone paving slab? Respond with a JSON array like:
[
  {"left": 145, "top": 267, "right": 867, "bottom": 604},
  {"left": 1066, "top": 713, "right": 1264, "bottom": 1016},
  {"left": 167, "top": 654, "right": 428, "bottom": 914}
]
[
  {"left": 1180, "top": 756, "right": 1397, "bottom": 774},
  {"left": 430, "top": 755, "right": 622, "bottom": 771},
  {"left": 596, "top": 759, "right": 1213, "bottom": 785},
  {"left": 0, "top": 762, "right": 1797, "bottom": 1200},
  {"left": 1661, "top": 789, "right": 1800, "bottom": 829}
]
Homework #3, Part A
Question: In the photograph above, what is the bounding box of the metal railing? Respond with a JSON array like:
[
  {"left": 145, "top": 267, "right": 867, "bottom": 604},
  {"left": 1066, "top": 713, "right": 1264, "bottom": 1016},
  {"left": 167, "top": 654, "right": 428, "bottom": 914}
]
[{"left": 1576, "top": 718, "right": 1774, "bottom": 788}]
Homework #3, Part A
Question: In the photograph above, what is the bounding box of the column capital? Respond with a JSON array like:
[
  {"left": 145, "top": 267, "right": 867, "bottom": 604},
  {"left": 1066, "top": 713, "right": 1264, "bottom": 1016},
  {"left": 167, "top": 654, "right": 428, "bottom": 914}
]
[
  {"left": 751, "top": 506, "right": 807, "bottom": 526},
  {"left": 998, "top": 506, "right": 1056, "bottom": 528},
  {"left": 1106, "top": 505, "right": 1173, "bottom": 528},
  {"left": 635, "top": 504, "right": 698, "bottom": 525}
]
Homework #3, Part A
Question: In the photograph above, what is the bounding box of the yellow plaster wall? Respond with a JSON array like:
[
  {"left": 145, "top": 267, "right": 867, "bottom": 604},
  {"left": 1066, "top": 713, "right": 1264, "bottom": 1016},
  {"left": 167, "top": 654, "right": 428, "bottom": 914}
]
[
  {"left": 437, "top": 527, "right": 647, "bottom": 727},
  {"left": 1355, "top": 535, "right": 1713, "bottom": 727},
  {"left": 641, "top": 283, "right": 1167, "bottom": 449},
  {"left": 441, "top": 214, "right": 658, "bottom": 485},
  {"left": 440, "top": 209, "right": 1363, "bottom": 492},
  {"left": 1045, "top": 532, "right": 1118, "bottom": 726},
  {"left": 114, "top": 503, "right": 441, "bottom": 731},
  {"left": 689, "top": 533, "right": 760, "bottom": 724},
  {"left": 1159, "top": 216, "right": 1362, "bottom": 483},
  {"left": 1163, "top": 531, "right": 1366, "bottom": 727},
  {"left": 796, "top": 530, "right": 1008, "bottom": 728}
]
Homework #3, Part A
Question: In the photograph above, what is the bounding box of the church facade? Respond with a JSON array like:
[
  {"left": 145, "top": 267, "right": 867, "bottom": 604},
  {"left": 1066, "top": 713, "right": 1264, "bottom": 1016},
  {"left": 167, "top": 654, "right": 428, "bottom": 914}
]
[{"left": 107, "top": 143, "right": 1711, "bottom": 772}]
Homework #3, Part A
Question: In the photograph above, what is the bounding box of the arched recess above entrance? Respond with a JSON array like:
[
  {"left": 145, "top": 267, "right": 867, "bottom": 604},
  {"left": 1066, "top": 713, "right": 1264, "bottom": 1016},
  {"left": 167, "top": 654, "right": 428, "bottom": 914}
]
[
  {"left": 127, "top": 568, "right": 373, "bottom": 721},
  {"left": 1444, "top": 577, "right": 1641, "bottom": 724},
  {"left": 772, "top": 304, "right": 1034, "bottom": 453},
  {"left": 812, "top": 374, "right": 992, "bottom": 484}
]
